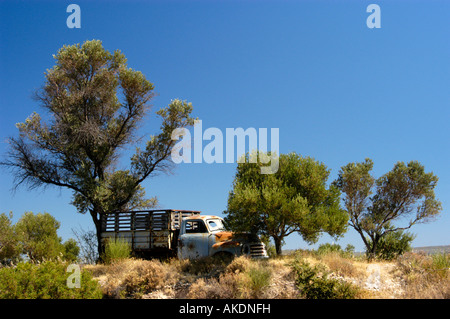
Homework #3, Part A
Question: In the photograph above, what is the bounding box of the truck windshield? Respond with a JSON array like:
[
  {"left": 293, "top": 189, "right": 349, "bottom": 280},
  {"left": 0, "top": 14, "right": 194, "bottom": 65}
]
[{"left": 207, "top": 219, "right": 226, "bottom": 232}]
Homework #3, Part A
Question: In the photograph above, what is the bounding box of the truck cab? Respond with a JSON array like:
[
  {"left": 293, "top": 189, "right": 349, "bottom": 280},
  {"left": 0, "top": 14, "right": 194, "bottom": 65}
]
[{"left": 177, "top": 215, "right": 268, "bottom": 259}]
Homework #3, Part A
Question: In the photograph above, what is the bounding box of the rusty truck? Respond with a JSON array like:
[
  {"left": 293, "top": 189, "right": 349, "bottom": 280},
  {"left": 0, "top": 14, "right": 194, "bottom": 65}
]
[{"left": 100, "top": 209, "right": 268, "bottom": 259}]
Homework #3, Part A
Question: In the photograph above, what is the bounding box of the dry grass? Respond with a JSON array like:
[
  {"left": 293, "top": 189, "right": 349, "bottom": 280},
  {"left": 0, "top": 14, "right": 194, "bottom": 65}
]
[
  {"left": 84, "top": 258, "right": 181, "bottom": 298},
  {"left": 186, "top": 257, "right": 284, "bottom": 299},
  {"left": 396, "top": 252, "right": 450, "bottom": 299},
  {"left": 319, "top": 252, "right": 361, "bottom": 278},
  {"left": 83, "top": 251, "right": 449, "bottom": 299}
]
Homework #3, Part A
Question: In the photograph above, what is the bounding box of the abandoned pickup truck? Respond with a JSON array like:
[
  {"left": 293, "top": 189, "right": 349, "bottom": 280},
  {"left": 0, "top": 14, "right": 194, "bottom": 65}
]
[{"left": 100, "top": 209, "right": 268, "bottom": 259}]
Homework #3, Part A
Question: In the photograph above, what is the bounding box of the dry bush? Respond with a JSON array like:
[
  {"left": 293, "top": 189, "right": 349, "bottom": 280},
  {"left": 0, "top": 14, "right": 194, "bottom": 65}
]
[
  {"left": 187, "top": 272, "right": 249, "bottom": 299},
  {"left": 122, "top": 259, "right": 178, "bottom": 298},
  {"left": 186, "top": 257, "right": 274, "bottom": 299},
  {"left": 185, "top": 256, "right": 301, "bottom": 299},
  {"left": 225, "top": 256, "right": 252, "bottom": 274},
  {"left": 88, "top": 251, "right": 444, "bottom": 299},
  {"left": 320, "top": 252, "right": 360, "bottom": 278},
  {"left": 85, "top": 258, "right": 180, "bottom": 298},
  {"left": 185, "top": 278, "right": 212, "bottom": 299}
]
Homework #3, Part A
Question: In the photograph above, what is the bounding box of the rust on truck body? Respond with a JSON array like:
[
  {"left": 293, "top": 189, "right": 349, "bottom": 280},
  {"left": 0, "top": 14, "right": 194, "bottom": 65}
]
[{"left": 178, "top": 215, "right": 268, "bottom": 259}]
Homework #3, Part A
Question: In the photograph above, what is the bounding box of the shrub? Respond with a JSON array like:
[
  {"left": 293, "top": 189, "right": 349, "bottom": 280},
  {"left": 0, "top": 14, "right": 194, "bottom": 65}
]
[
  {"left": 316, "top": 243, "right": 356, "bottom": 260},
  {"left": 62, "top": 238, "right": 80, "bottom": 262},
  {"left": 316, "top": 243, "right": 343, "bottom": 256},
  {"left": 186, "top": 257, "right": 272, "bottom": 299},
  {"left": 431, "top": 252, "right": 450, "bottom": 277},
  {"left": 86, "top": 258, "right": 180, "bottom": 299},
  {"left": 102, "top": 238, "right": 131, "bottom": 264},
  {"left": 367, "top": 230, "right": 415, "bottom": 260},
  {"left": 186, "top": 274, "right": 246, "bottom": 299},
  {"left": 321, "top": 253, "right": 358, "bottom": 278},
  {"left": 344, "top": 244, "right": 355, "bottom": 257},
  {"left": 0, "top": 261, "right": 102, "bottom": 299},
  {"left": 247, "top": 263, "right": 272, "bottom": 297},
  {"left": 291, "top": 258, "right": 358, "bottom": 299},
  {"left": 122, "top": 259, "right": 173, "bottom": 298},
  {"left": 186, "top": 278, "right": 214, "bottom": 299},
  {"left": 225, "top": 255, "right": 251, "bottom": 274}
]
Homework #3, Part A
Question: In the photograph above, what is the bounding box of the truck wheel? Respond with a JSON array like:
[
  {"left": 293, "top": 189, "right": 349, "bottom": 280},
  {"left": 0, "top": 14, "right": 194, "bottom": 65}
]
[{"left": 213, "top": 251, "right": 234, "bottom": 263}]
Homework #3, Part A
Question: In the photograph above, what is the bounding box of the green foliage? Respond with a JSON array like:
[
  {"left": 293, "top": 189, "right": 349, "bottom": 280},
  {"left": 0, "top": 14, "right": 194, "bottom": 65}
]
[
  {"left": 102, "top": 238, "right": 131, "bottom": 264},
  {"left": 335, "top": 158, "right": 442, "bottom": 259},
  {"left": 0, "top": 212, "right": 21, "bottom": 262},
  {"left": 315, "top": 243, "right": 356, "bottom": 259},
  {"left": 225, "top": 152, "right": 348, "bottom": 255},
  {"left": 62, "top": 238, "right": 81, "bottom": 262},
  {"left": 15, "top": 212, "right": 63, "bottom": 262},
  {"left": 432, "top": 252, "right": 450, "bottom": 269},
  {"left": 0, "top": 211, "right": 80, "bottom": 263},
  {"left": 291, "top": 258, "right": 358, "bottom": 299},
  {"left": 316, "top": 243, "right": 343, "bottom": 256},
  {"left": 366, "top": 229, "right": 415, "bottom": 260},
  {"left": 344, "top": 244, "right": 355, "bottom": 256},
  {"left": 431, "top": 253, "right": 450, "bottom": 277},
  {"left": 0, "top": 261, "right": 102, "bottom": 299}
]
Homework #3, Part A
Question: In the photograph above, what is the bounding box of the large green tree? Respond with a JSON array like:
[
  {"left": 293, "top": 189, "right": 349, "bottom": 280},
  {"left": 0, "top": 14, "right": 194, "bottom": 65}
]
[
  {"left": 334, "top": 158, "right": 442, "bottom": 259},
  {"left": 2, "top": 40, "right": 195, "bottom": 256},
  {"left": 225, "top": 152, "right": 348, "bottom": 255}
]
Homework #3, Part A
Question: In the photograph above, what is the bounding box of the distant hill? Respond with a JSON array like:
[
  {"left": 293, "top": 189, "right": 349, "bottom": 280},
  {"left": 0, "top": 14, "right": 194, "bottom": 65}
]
[{"left": 412, "top": 245, "right": 450, "bottom": 254}]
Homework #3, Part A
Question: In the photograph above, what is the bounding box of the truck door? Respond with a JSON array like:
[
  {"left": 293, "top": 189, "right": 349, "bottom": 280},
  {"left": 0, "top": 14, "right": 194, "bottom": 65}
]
[{"left": 179, "top": 219, "right": 209, "bottom": 259}]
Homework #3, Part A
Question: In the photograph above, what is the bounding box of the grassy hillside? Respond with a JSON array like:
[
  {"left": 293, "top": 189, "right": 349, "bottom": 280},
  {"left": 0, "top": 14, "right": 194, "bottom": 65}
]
[{"left": 84, "top": 250, "right": 450, "bottom": 299}]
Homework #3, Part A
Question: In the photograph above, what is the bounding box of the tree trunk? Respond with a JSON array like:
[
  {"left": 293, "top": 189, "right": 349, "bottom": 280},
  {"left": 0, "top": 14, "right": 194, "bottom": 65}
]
[
  {"left": 367, "top": 234, "right": 379, "bottom": 261},
  {"left": 89, "top": 209, "right": 104, "bottom": 262},
  {"left": 353, "top": 226, "right": 377, "bottom": 261},
  {"left": 273, "top": 236, "right": 283, "bottom": 256}
]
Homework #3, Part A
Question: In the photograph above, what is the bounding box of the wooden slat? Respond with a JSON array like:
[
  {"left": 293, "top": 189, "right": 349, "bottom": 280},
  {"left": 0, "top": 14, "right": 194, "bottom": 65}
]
[{"left": 100, "top": 209, "right": 201, "bottom": 251}]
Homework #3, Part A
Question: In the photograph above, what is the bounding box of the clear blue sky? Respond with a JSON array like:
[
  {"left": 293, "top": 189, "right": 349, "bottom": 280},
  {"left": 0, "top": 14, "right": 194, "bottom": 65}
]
[{"left": 1, "top": 0, "right": 449, "bottom": 252}]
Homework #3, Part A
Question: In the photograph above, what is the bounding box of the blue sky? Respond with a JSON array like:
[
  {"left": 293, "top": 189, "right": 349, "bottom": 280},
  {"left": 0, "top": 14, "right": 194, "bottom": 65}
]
[{"left": 1, "top": 0, "right": 449, "bottom": 252}]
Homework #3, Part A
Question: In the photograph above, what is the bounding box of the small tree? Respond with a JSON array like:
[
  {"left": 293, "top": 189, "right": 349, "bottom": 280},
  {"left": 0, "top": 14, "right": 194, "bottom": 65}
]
[
  {"left": 15, "top": 212, "right": 63, "bottom": 262},
  {"left": 14, "top": 211, "right": 80, "bottom": 262},
  {"left": 368, "top": 228, "right": 415, "bottom": 260},
  {"left": 62, "top": 238, "right": 81, "bottom": 262},
  {"left": 334, "top": 158, "right": 442, "bottom": 259},
  {"left": 225, "top": 152, "right": 348, "bottom": 255}
]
